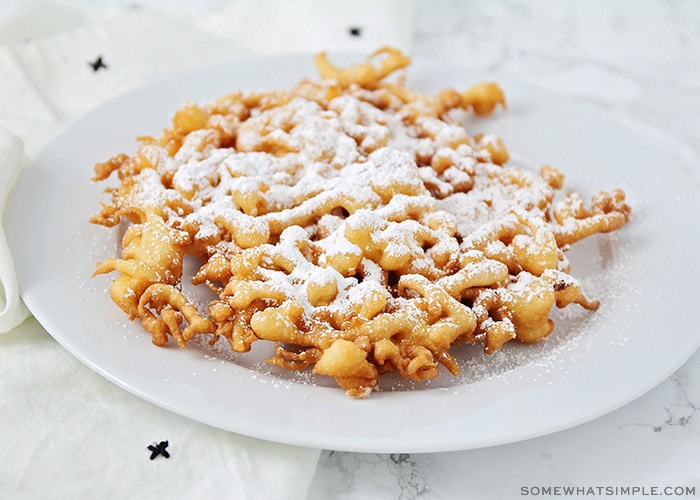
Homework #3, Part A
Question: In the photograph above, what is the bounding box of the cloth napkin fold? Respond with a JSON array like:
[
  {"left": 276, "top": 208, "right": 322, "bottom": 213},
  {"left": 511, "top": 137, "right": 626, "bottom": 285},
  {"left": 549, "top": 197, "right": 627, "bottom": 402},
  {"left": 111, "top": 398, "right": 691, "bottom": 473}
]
[
  {"left": 0, "top": 128, "right": 28, "bottom": 333},
  {"left": 0, "top": 1, "right": 412, "bottom": 497}
]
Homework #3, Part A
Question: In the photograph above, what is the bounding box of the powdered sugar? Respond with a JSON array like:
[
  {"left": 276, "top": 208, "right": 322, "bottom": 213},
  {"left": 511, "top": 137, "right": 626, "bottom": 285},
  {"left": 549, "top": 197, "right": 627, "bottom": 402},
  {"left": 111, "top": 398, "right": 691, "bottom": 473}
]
[
  {"left": 93, "top": 68, "right": 631, "bottom": 398},
  {"left": 108, "top": 80, "right": 600, "bottom": 326}
]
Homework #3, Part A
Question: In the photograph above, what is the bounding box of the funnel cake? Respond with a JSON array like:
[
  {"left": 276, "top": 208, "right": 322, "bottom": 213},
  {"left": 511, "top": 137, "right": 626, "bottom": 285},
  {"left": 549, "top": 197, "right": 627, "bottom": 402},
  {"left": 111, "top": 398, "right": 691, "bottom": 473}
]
[{"left": 91, "top": 48, "right": 631, "bottom": 397}]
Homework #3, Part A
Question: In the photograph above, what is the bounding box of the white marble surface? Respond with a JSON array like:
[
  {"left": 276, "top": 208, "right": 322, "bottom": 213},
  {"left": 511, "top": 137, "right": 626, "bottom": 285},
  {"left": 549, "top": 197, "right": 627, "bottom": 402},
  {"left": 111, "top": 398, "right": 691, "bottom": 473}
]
[
  {"left": 309, "top": 1, "right": 700, "bottom": 498},
  {"left": 1, "top": 0, "right": 699, "bottom": 498}
]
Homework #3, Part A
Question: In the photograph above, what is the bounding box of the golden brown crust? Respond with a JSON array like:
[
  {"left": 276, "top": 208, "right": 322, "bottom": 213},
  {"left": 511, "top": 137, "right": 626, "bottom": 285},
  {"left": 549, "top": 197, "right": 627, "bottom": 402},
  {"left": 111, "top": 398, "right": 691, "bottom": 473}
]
[{"left": 90, "top": 48, "right": 630, "bottom": 397}]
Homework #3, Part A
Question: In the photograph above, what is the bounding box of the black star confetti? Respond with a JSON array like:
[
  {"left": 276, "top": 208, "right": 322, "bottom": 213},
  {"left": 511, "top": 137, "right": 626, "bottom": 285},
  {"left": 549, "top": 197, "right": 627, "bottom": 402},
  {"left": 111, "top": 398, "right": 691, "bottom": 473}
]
[
  {"left": 147, "top": 440, "right": 170, "bottom": 460},
  {"left": 88, "top": 56, "right": 108, "bottom": 72},
  {"left": 348, "top": 26, "right": 362, "bottom": 38}
]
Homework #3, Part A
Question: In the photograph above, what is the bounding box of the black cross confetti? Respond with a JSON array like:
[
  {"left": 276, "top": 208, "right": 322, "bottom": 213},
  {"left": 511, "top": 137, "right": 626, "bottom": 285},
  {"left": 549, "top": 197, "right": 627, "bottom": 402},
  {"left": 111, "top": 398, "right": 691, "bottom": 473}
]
[
  {"left": 348, "top": 26, "right": 362, "bottom": 37},
  {"left": 147, "top": 440, "right": 170, "bottom": 460},
  {"left": 88, "top": 56, "right": 108, "bottom": 72}
]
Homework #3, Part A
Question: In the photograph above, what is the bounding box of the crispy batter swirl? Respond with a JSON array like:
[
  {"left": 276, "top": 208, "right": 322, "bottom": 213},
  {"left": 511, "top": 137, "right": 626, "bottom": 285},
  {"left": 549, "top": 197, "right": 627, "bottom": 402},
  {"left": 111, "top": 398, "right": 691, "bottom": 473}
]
[{"left": 91, "top": 48, "right": 630, "bottom": 397}]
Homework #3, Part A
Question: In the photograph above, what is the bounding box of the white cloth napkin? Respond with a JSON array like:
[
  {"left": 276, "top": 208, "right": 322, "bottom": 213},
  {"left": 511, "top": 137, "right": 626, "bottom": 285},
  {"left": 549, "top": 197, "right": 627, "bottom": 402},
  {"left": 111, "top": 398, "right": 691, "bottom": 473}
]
[{"left": 0, "top": 1, "right": 413, "bottom": 497}]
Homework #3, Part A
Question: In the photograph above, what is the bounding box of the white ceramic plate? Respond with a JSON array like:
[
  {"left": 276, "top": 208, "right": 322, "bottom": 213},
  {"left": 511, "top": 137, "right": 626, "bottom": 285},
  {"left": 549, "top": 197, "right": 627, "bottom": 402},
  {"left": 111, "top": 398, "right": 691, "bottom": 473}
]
[{"left": 6, "top": 55, "right": 700, "bottom": 453}]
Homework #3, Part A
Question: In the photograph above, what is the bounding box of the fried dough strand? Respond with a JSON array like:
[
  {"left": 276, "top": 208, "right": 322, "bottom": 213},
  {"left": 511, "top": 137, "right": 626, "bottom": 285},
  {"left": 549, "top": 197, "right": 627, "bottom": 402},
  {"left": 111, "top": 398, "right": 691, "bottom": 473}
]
[{"left": 91, "top": 47, "right": 630, "bottom": 397}]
